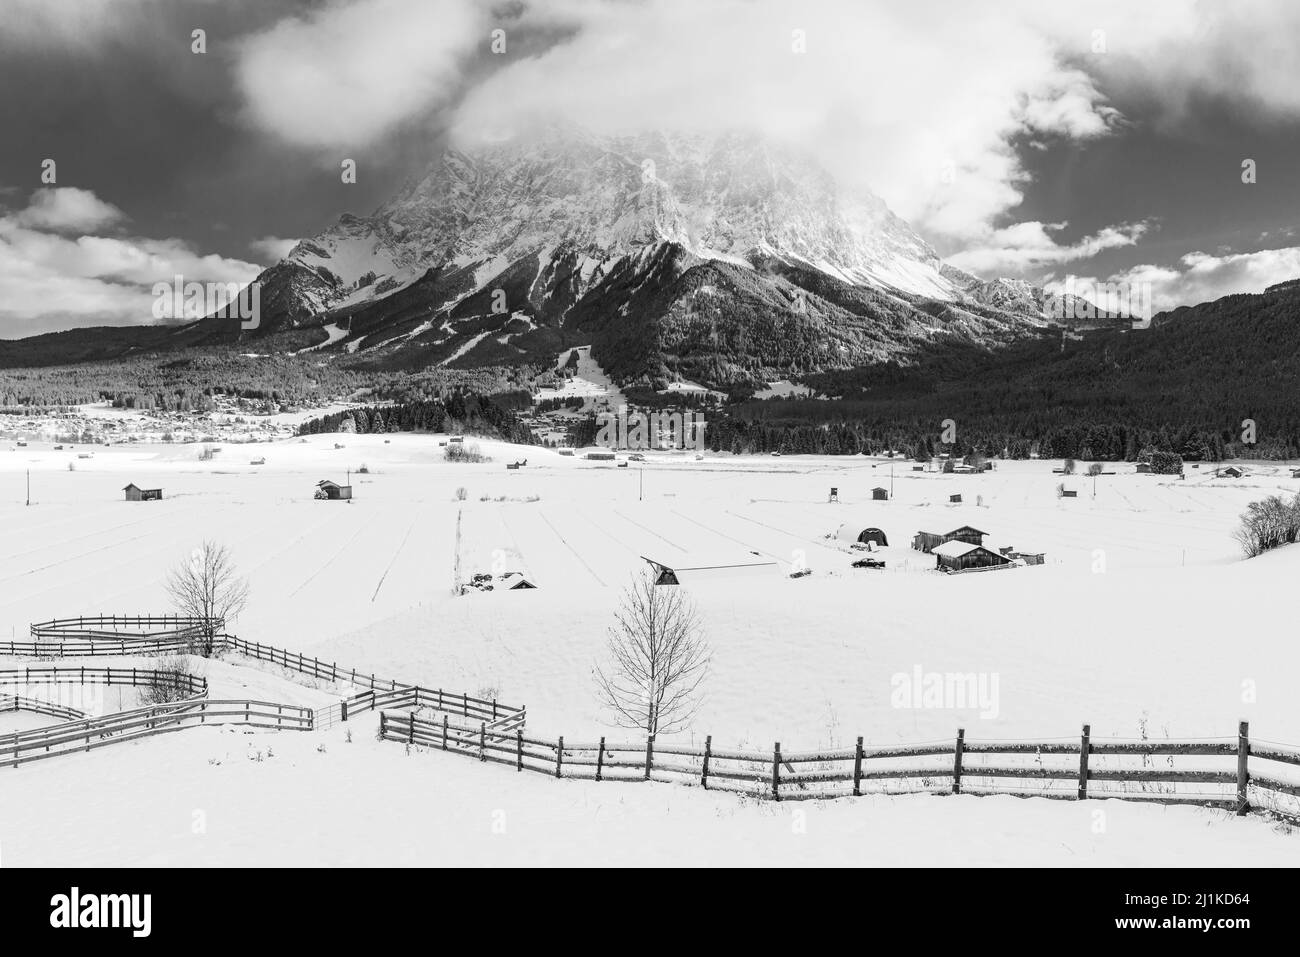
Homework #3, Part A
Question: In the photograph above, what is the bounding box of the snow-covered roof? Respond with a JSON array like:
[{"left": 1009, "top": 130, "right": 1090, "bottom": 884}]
[{"left": 932, "top": 540, "right": 984, "bottom": 558}]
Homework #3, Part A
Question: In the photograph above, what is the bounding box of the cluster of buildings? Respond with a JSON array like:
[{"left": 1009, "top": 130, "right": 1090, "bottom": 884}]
[{"left": 912, "top": 526, "right": 1044, "bottom": 573}]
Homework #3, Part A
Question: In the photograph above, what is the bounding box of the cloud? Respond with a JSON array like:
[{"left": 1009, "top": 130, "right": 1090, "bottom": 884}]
[
  {"left": 249, "top": 236, "right": 299, "bottom": 262},
  {"left": 0, "top": 189, "right": 261, "bottom": 333},
  {"left": 1051, "top": 246, "right": 1300, "bottom": 316},
  {"left": 449, "top": 0, "right": 1126, "bottom": 247},
  {"left": 9, "top": 188, "right": 127, "bottom": 233},
  {"left": 947, "top": 221, "right": 1150, "bottom": 275},
  {"left": 233, "top": 0, "right": 487, "bottom": 150}
]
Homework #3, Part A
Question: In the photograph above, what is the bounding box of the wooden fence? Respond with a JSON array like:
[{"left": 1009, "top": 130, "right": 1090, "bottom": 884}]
[
  {"left": 378, "top": 715, "right": 1300, "bottom": 815},
  {"left": 0, "top": 665, "right": 209, "bottom": 698},
  {"left": 0, "top": 627, "right": 521, "bottom": 727},
  {"left": 1, "top": 693, "right": 86, "bottom": 722},
  {"left": 0, "top": 630, "right": 526, "bottom": 764},
  {"left": 2, "top": 697, "right": 313, "bottom": 768},
  {"left": 30, "top": 615, "right": 221, "bottom": 641}
]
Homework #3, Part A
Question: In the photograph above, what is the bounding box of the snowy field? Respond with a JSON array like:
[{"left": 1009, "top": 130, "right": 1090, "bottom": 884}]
[{"left": 2, "top": 435, "right": 1299, "bottom": 865}]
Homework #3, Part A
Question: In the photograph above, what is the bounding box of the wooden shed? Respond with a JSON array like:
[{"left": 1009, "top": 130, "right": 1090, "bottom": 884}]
[
  {"left": 316, "top": 479, "right": 352, "bottom": 500},
  {"left": 123, "top": 483, "right": 162, "bottom": 502},
  {"left": 913, "top": 526, "right": 987, "bottom": 553},
  {"left": 949, "top": 493, "right": 962, "bottom": 503},
  {"left": 932, "top": 540, "right": 1013, "bottom": 574},
  {"left": 871, "top": 487, "right": 888, "bottom": 501}
]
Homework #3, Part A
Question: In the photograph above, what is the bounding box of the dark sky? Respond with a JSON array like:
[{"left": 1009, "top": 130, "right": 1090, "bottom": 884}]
[{"left": 2, "top": 0, "right": 1297, "bottom": 335}]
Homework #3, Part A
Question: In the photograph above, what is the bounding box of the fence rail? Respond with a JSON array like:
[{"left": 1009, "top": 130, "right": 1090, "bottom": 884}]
[
  {"left": 2, "top": 696, "right": 313, "bottom": 768},
  {"left": 1, "top": 693, "right": 86, "bottom": 722},
  {"left": 378, "top": 715, "right": 1300, "bottom": 814},
  {"left": 8, "top": 617, "right": 1298, "bottom": 821},
  {"left": 30, "top": 615, "right": 222, "bottom": 641}
]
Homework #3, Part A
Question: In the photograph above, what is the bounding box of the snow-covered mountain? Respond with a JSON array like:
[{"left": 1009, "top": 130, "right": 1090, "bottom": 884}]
[{"left": 235, "top": 127, "right": 1057, "bottom": 385}]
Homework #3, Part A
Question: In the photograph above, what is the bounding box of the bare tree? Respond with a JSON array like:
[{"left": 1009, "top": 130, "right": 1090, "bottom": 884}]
[
  {"left": 166, "top": 541, "right": 250, "bottom": 654},
  {"left": 595, "top": 569, "right": 711, "bottom": 737}
]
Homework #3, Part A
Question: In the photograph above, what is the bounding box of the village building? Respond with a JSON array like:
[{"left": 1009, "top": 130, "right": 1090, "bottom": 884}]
[
  {"left": 316, "top": 479, "right": 352, "bottom": 500},
  {"left": 122, "top": 483, "right": 163, "bottom": 502},
  {"left": 932, "top": 540, "right": 1014, "bottom": 573},
  {"left": 871, "top": 487, "right": 888, "bottom": 500},
  {"left": 912, "top": 526, "right": 987, "bottom": 553}
]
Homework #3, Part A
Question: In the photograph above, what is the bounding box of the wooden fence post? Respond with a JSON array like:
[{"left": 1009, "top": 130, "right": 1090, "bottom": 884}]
[
  {"left": 380, "top": 711, "right": 387, "bottom": 739},
  {"left": 1237, "top": 720, "right": 1250, "bottom": 816},
  {"left": 1078, "top": 724, "right": 1090, "bottom": 800},
  {"left": 516, "top": 729, "right": 523, "bottom": 772},
  {"left": 409, "top": 712, "right": 416, "bottom": 745},
  {"left": 701, "top": 735, "right": 712, "bottom": 789},
  {"left": 341, "top": 699, "right": 348, "bottom": 723},
  {"left": 853, "top": 736, "right": 864, "bottom": 796},
  {"left": 479, "top": 722, "right": 486, "bottom": 761},
  {"left": 952, "top": 729, "right": 964, "bottom": 794},
  {"left": 556, "top": 736, "right": 564, "bottom": 778},
  {"left": 596, "top": 737, "right": 605, "bottom": 782},
  {"left": 463, "top": 691, "right": 468, "bottom": 717},
  {"left": 644, "top": 734, "right": 654, "bottom": 780},
  {"left": 771, "top": 742, "right": 781, "bottom": 801},
  {"left": 442, "top": 714, "right": 449, "bottom": 751}
]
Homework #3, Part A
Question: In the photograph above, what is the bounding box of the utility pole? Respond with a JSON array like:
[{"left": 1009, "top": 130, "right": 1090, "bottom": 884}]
[
  {"left": 890, "top": 464, "right": 894, "bottom": 499},
  {"left": 26, "top": 469, "right": 30, "bottom": 506},
  {"left": 639, "top": 465, "right": 644, "bottom": 502}
]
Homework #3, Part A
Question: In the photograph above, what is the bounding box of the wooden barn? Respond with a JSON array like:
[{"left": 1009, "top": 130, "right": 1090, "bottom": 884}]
[
  {"left": 642, "top": 554, "right": 777, "bottom": 586},
  {"left": 949, "top": 493, "right": 962, "bottom": 503},
  {"left": 912, "top": 526, "right": 987, "bottom": 553},
  {"left": 835, "top": 524, "right": 888, "bottom": 547},
  {"left": 122, "top": 483, "right": 162, "bottom": 502},
  {"left": 316, "top": 479, "right": 352, "bottom": 500},
  {"left": 1136, "top": 462, "right": 1152, "bottom": 474},
  {"left": 932, "top": 540, "right": 1013, "bottom": 574},
  {"left": 585, "top": 451, "right": 617, "bottom": 461},
  {"left": 871, "top": 487, "right": 888, "bottom": 501},
  {"left": 1061, "top": 489, "right": 1078, "bottom": 498},
  {"left": 1220, "top": 466, "right": 1245, "bottom": 478}
]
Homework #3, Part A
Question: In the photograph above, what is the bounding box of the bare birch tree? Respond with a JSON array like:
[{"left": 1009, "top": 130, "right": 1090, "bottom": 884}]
[
  {"left": 595, "top": 569, "right": 710, "bottom": 736},
  {"left": 166, "top": 541, "right": 250, "bottom": 654}
]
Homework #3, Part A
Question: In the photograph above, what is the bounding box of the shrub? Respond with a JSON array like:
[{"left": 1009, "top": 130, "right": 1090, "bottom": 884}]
[
  {"left": 139, "top": 656, "right": 201, "bottom": 706},
  {"left": 1234, "top": 492, "right": 1300, "bottom": 558},
  {"left": 444, "top": 442, "right": 489, "bottom": 464}
]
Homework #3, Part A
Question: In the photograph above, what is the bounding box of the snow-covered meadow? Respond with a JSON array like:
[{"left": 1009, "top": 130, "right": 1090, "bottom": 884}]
[{"left": 2, "top": 435, "right": 1298, "bottom": 864}]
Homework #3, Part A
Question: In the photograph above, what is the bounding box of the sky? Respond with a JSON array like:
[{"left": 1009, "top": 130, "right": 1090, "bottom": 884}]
[{"left": 1, "top": 0, "right": 1298, "bottom": 336}]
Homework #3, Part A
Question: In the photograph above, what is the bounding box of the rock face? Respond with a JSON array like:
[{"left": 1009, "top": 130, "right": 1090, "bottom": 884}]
[{"left": 239, "top": 127, "right": 1058, "bottom": 385}]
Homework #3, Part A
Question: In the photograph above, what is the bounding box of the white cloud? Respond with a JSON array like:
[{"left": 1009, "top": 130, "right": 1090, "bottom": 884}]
[
  {"left": 1051, "top": 246, "right": 1300, "bottom": 316},
  {"left": 11, "top": 188, "right": 127, "bottom": 233},
  {"left": 0, "top": 190, "right": 261, "bottom": 332},
  {"left": 249, "top": 236, "right": 300, "bottom": 262},
  {"left": 948, "top": 221, "right": 1150, "bottom": 275},
  {"left": 234, "top": 0, "right": 487, "bottom": 150},
  {"left": 448, "top": 0, "right": 1129, "bottom": 248}
]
